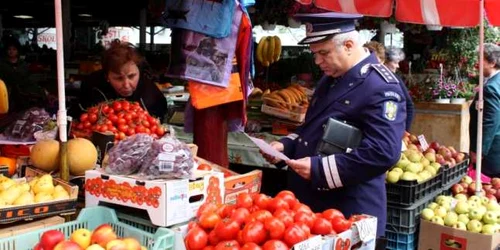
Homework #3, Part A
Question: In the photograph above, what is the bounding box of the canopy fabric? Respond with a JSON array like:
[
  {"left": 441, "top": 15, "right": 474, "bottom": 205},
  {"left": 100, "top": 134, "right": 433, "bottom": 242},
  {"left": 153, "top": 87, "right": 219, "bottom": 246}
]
[
  {"left": 486, "top": 0, "right": 500, "bottom": 26},
  {"left": 294, "top": 0, "right": 393, "bottom": 17}
]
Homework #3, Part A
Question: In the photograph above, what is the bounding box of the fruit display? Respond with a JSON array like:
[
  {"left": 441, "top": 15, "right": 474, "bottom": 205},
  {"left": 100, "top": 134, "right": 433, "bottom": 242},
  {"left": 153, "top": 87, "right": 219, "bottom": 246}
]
[
  {"left": 0, "top": 173, "right": 70, "bottom": 207},
  {"left": 256, "top": 36, "right": 281, "bottom": 67},
  {"left": 0, "top": 79, "right": 9, "bottom": 114},
  {"left": 386, "top": 150, "right": 442, "bottom": 184},
  {"left": 105, "top": 134, "right": 155, "bottom": 175},
  {"left": 33, "top": 224, "right": 147, "bottom": 250},
  {"left": 450, "top": 176, "right": 500, "bottom": 201},
  {"left": 262, "top": 85, "right": 309, "bottom": 111},
  {"left": 71, "top": 100, "right": 165, "bottom": 142},
  {"left": 421, "top": 194, "right": 500, "bottom": 235},
  {"left": 184, "top": 191, "right": 367, "bottom": 250},
  {"left": 3, "top": 107, "right": 52, "bottom": 141},
  {"left": 30, "top": 138, "right": 98, "bottom": 176}
]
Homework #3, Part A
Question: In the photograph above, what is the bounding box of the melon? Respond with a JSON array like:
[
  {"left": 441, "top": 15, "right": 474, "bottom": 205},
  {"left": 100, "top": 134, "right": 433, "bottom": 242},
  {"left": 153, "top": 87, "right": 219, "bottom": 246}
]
[
  {"left": 30, "top": 139, "right": 60, "bottom": 172},
  {"left": 67, "top": 138, "right": 97, "bottom": 176}
]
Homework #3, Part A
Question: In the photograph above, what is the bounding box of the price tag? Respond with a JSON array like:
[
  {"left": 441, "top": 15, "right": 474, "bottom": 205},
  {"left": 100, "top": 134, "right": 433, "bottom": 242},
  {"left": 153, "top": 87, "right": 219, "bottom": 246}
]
[
  {"left": 158, "top": 153, "right": 176, "bottom": 172},
  {"left": 418, "top": 134, "right": 429, "bottom": 152},
  {"left": 292, "top": 235, "right": 322, "bottom": 250},
  {"left": 401, "top": 140, "right": 407, "bottom": 152},
  {"left": 354, "top": 218, "right": 377, "bottom": 242}
]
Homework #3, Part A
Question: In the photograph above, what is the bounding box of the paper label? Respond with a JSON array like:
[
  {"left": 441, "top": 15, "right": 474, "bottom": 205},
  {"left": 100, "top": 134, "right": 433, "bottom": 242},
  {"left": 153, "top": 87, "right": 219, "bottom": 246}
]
[
  {"left": 158, "top": 153, "right": 176, "bottom": 172},
  {"left": 401, "top": 140, "right": 407, "bottom": 152},
  {"left": 418, "top": 134, "right": 429, "bottom": 151},
  {"left": 354, "top": 219, "right": 377, "bottom": 242},
  {"left": 292, "top": 235, "right": 322, "bottom": 250}
]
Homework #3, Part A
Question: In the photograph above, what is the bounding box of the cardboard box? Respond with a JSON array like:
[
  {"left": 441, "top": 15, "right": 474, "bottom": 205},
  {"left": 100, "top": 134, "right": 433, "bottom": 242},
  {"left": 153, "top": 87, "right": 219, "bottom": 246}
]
[
  {"left": 261, "top": 104, "right": 305, "bottom": 123},
  {"left": 85, "top": 169, "right": 224, "bottom": 227},
  {"left": 195, "top": 157, "right": 262, "bottom": 204},
  {"left": 0, "top": 167, "right": 78, "bottom": 223},
  {"left": 418, "top": 219, "right": 500, "bottom": 250},
  {"left": 0, "top": 216, "right": 65, "bottom": 237}
]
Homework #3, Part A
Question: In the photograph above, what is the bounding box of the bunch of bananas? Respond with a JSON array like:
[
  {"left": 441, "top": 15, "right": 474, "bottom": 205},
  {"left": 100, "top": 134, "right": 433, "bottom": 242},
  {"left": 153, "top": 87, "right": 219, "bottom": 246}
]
[
  {"left": 256, "top": 36, "right": 281, "bottom": 67},
  {"left": 263, "top": 85, "right": 309, "bottom": 110}
]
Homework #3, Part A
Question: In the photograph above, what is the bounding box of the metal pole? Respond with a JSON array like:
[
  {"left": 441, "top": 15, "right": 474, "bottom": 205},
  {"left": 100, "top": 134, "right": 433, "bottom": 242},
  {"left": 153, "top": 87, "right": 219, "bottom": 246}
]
[
  {"left": 475, "top": 0, "right": 485, "bottom": 196},
  {"left": 139, "top": 8, "right": 147, "bottom": 50}
]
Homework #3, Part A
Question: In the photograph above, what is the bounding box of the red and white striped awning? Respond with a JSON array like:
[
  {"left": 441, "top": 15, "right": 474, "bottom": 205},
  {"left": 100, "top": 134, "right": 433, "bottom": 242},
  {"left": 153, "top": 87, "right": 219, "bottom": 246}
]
[{"left": 295, "top": 0, "right": 500, "bottom": 27}]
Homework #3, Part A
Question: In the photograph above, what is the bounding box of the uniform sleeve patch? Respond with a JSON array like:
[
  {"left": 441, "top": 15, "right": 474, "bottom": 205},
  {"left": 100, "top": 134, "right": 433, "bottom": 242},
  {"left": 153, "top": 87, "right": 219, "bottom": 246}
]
[
  {"left": 383, "top": 101, "right": 398, "bottom": 121},
  {"left": 384, "top": 91, "right": 401, "bottom": 101}
]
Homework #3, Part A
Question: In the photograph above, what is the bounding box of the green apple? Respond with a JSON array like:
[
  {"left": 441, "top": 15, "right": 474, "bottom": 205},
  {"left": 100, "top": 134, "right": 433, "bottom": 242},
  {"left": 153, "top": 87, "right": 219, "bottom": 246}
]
[
  {"left": 454, "top": 194, "right": 468, "bottom": 203},
  {"left": 455, "top": 201, "right": 470, "bottom": 214},
  {"left": 453, "top": 221, "right": 467, "bottom": 231},
  {"left": 419, "top": 170, "right": 432, "bottom": 180},
  {"left": 481, "top": 224, "right": 496, "bottom": 235},
  {"left": 424, "top": 166, "right": 437, "bottom": 176},
  {"left": 486, "top": 201, "right": 500, "bottom": 211},
  {"left": 401, "top": 172, "right": 418, "bottom": 181},
  {"left": 430, "top": 162, "right": 441, "bottom": 171},
  {"left": 467, "top": 219, "right": 483, "bottom": 233},
  {"left": 458, "top": 214, "right": 470, "bottom": 224},
  {"left": 386, "top": 171, "right": 400, "bottom": 184},
  {"left": 482, "top": 211, "right": 498, "bottom": 224},
  {"left": 468, "top": 200, "right": 479, "bottom": 209},
  {"left": 469, "top": 195, "right": 482, "bottom": 204},
  {"left": 416, "top": 175, "right": 424, "bottom": 184},
  {"left": 461, "top": 175, "right": 473, "bottom": 185},
  {"left": 431, "top": 216, "right": 445, "bottom": 225},
  {"left": 407, "top": 151, "right": 422, "bottom": 163},
  {"left": 421, "top": 157, "right": 431, "bottom": 167},
  {"left": 392, "top": 167, "right": 404, "bottom": 176},
  {"left": 481, "top": 197, "right": 490, "bottom": 206},
  {"left": 444, "top": 212, "right": 459, "bottom": 226},
  {"left": 396, "top": 159, "right": 411, "bottom": 169},
  {"left": 469, "top": 207, "right": 484, "bottom": 220},
  {"left": 424, "top": 152, "right": 436, "bottom": 163},
  {"left": 428, "top": 202, "right": 439, "bottom": 210},
  {"left": 405, "top": 163, "right": 421, "bottom": 173},
  {"left": 434, "top": 206, "right": 448, "bottom": 218},
  {"left": 421, "top": 208, "right": 435, "bottom": 221},
  {"left": 436, "top": 195, "right": 451, "bottom": 204}
]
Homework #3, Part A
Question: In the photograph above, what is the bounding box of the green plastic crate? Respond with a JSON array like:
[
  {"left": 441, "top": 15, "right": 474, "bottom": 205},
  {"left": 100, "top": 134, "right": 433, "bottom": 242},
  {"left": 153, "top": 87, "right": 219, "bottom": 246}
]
[{"left": 0, "top": 206, "right": 174, "bottom": 250}]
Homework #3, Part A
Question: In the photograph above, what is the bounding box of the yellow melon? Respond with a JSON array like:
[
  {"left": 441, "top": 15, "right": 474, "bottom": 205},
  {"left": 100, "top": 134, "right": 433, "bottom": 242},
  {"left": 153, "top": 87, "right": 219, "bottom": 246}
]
[
  {"left": 30, "top": 139, "right": 60, "bottom": 172},
  {"left": 67, "top": 138, "right": 97, "bottom": 176}
]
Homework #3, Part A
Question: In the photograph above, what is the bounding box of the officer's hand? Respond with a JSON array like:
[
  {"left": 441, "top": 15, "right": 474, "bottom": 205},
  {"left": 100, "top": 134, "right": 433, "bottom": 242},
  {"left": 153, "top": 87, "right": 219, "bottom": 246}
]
[
  {"left": 259, "top": 141, "right": 284, "bottom": 164},
  {"left": 286, "top": 157, "right": 311, "bottom": 180}
]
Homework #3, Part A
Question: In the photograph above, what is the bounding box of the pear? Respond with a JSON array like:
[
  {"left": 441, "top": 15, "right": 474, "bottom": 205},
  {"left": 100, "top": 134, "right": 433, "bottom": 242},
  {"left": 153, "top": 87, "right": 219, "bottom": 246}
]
[
  {"left": 401, "top": 172, "right": 418, "bottom": 181},
  {"left": 52, "top": 189, "right": 70, "bottom": 200},
  {"left": 13, "top": 191, "right": 35, "bottom": 206},
  {"left": 0, "top": 185, "right": 22, "bottom": 204},
  {"left": 424, "top": 166, "right": 437, "bottom": 176},
  {"left": 0, "top": 178, "right": 16, "bottom": 191},
  {"left": 53, "top": 185, "right": 66, "bottom": 194},
  {"left": 395, "top": 159, "right": 411, "bottom": 169},
  {"left": 18, "top": 183, "right": 30, "bottom": 193},
  {"left": 33, "top": 175, "right": 55, "bottom": 195},
  {"left": 0, "top": 198, "right": 6, "bottom": 208},
  {"left": 34, "top": 192, "right": 53, "bottom": 203},
  {"left": 29, "top": 177, "right": 39, "bottom": 190}
]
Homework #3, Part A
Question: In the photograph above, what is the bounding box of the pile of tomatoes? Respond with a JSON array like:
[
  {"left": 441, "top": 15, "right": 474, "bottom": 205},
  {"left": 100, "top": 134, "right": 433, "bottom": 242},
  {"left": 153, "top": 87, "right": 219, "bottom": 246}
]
[
  {"left": 71, "top": 100, "right": 165, "bottom": 141},
  {"left": 184, "top": 191, "right": 367, "bottom": 250}
]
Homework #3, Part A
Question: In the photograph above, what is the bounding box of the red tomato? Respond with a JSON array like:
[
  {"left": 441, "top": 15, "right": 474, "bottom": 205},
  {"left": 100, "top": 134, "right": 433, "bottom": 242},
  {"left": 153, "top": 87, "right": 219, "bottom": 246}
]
[
  {"left": 274, "top": 213, "right": 294, "bottom": 228},
  {"left": 118, "top": 124, "right": 128, "bottom": 133},
  {"left": 267, "top": 198, "right": 290, "bottom": 213},
  {"left": 203, "top": 247, "right": 215, "bottom": 250},
  {"left": 117, "top": 118, "right": 127, "bottom": 125},
  {"left": 198, "top": 164, "right": 212, "bottom": 171},
  {"left": 262, "top": 240, "right": 289, "bottom": 250},
  {"left": 236, "top": 193, "right": 254, "bottom": 209},
  {"left": 237, "top": 231, "right": 245, "bottom": 246},
  {"left": 135, "top": 125, "right": 147, "bottom": 134},
  {"left": 124, "top": 113, "right": 133, "bottom": 121},
  {"left": 248, "top": 210, "right": 273, "bottom": 224},
  {"left": 276, "top": 191, "right": 298, "bottom": 208},
  {"left": 283, "top": 225, "right": 307, "bottom": 247},
  {"left": 199, "top": 213, "right": 221, "bottom": 230},
  {"left": 102, "top": 105, "right": 111, "bottom": 114},
  {"left": 348, "top": 214, "right": 367, "bottom": 222},
  {"left": 88, "top": 107, "right": 98, "bottom": 114},
  {"left": 126, "top": 127, "right": 136, "bottom": 136},
  {"left": 241, "top": 221, "right": 267, "bottom": 245},
  {"left": 185, "top": 227, "right": 208, "bottom": 250},
  {"left": 214, "top": 219, "right": 241, "bottom": 241},
  {"left": 322, "top": 209, "right": 345, "bottom": 221},
  {"left": 197, "top": 203, "right": 218, "bottom": 219},
  {"left": 80, "top": 113, "right": 89, "bottom": 122},
  {"left": 231, "top": 207, "right": 250, "bottom": 224},
  {"left": 215, "top": 240, "right": 240, "bottom": 250},
  {"left": 264, "top": 217, "right": 286, "bottom": 240},
  {"left": 331, "top": 217, "right": 352, "bottom": 234},
  {"left": 112, "top": 101, "right": 122, "bottom": 111},
  {"left": 241, "top": 242, "right": 262, "bottom": 250},
  {"left": 117, "top": 132, "right": 126, "bottom": 140},
  {"left": 156, "top": 126, "right": 165, "bottom": 137},
  {"left": 311, "top": 217, "right": 333, "bottom": 235},
  {"left": 89, "top": 113, "right": 98, "bottom": 123},
  {"left": 295, "top": 222, "right": 311, "bottom": 237},
  {"left": 293, "top": 204, "right": 313, "bottom": 215},
  {"left": 209, "top": 230, "right": 220, "bottom": 246},
  {"left": 188, "top": 221, "right": 200, "bottom": 231},
  {"left": 76, "top": 123, "right": 84, "bottom": 130},
  {"left": 121, "top": 100, "right": 131, "bottom": 111},
  {"left": 252, "top": 194, "right": 271, "bottom": 210},
  {"left": 142, "top": 120, "right": 151, "bottom": 128},
  {"left": 294, "top": 212, "right": 315, "bottom": 228}
]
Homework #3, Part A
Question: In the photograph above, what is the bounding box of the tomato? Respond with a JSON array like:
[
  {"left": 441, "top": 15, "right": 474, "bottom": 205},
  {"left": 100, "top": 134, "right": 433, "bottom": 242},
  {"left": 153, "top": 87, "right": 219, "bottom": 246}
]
[
  {"left": 276, "top": 191, "right": 298, "bottom": 208},
  {"left": 267, "top": 198, "right": 290, "bottom": 213},
  {"left": 236, "top": 193, "right": 254, "bottom": 209},
  {"left": 156, "top": 126, "right": 165, "bottom": 137},
  {"left": 99, "top": 125, "right": 108, "bottom": 132},
  {"left": 80, "top": 113, "right": 89, "bottom": 122},
  {"left": 295, "top": 222, "right": 311, "bottom": 237},
  {"left": 274, "top": 213, "right": 294, "bottom": 228},
  {"left": 241, "top": 242, "right": 262, "bottom": 250},
  {"left": 348, "top": 214, "right": 367, "bottom": 222},
  {"left": 102, "top": 105, "right": 111, "bottom": 114},
  {"left": 209, "top": 230, "right": 220, "bottom": 246},
  {"left": 215, "top": 219, "right": 240, "bottom": 241},
  {"left": 88, "top": 107, "right": 98, "bottom": 114},
  {"left": 283, "top": 225, "right": 307, "bottom": 247},
  {"left": 121, "top": 100, "right": 131, "bottom": 111},
  {"left": 126, "top": 127, "right": 136, "bottom": 136},
  {"left": 236, "top": 231, "right": 245, "bottom": 246},
  {"left": 188, "top": 221, "right": 200, "bottom": 231},
  {"left": 142, "top": 120, "right": 151, "bottom": 128},
  {"left": 203, "top": 247, "right": 215, "bottom": 250},
  {"left": 117, "top": 132, "right": 126, "bottom": 140},
  {"left": 197, "top": 202, "right": 218, "bottom": 219},
  {"left": 215, "top": 240, "right": 240, "bottom": 250},
  {"left": 231, "top": 207, "right": 250, "bottom": 224},
  {"left": 124, "top": 113, "right": 133, "bottom": 121},
  {"left": 311, "top": 217, "right": 333, "bottom": 235},
  {"left": 76, "top": 123, "right": 84, "bottom": 130},
  {"left": 241, "top": 221, "right": 267, "bottom": 245},
  {"left": 199, "top": 213, "right": 221, "bottom": 230},
  {"left": 264, "top": 217, "right": 285, "bottom": 240},
  {"left": 135, "top": 125, "right": 146, "bottom": 134},
  {"left": 294, "top": 212, "right": 315, "bottom": 228},
  {"left": 322, "top": 209, "right": 345, "bottom": 221},
  {"left": 185, "top": 227, "right": 208, "bottom": 250},
  {"left": 252, "top": 194, "right": 271, "bottom": 210},
  {"left": 148, "top": 115, "right": 158, "bottom": 125},
  {"left": 198, "top": 164, "right": 212, "bottom": 171},
  {"left": 262, "top": 240, "right": 289, "bottom": 250},
  {"left": 293, "top": 204, "right": 313, "bottom": 215},
  {"left": 248, "top": 210, "right": 273, "bottom": 224},
  {"left": 89, "top": 113, "right": 98, "bottom": 123},
  {"left": 331, "top": 217, "right": 352, "bottom": 234},
  {"left": 83, "top": 121, "right": 92, "bottom": 129},
  {"left": 112, "top": 101, "right": 122, "bottom": 111}
]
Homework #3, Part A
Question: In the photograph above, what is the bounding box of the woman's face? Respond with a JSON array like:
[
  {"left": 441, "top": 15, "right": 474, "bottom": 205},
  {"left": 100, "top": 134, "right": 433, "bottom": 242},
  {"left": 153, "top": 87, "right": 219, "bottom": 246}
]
[
  {"left": 107, "top": 61, "right": 140, "bottom": 97},
  {"left": 7, "top": 46, "right": 18, "bottom": 59},
  {"left": 386, "top": 60, "right": 400, "bottom": 73}
]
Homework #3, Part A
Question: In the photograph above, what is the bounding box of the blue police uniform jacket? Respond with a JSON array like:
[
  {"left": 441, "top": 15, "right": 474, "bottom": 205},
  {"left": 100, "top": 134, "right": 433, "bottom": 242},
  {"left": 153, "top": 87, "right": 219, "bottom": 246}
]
[{"left": 279, "top": 53, "right": 406, "bottom": 237}]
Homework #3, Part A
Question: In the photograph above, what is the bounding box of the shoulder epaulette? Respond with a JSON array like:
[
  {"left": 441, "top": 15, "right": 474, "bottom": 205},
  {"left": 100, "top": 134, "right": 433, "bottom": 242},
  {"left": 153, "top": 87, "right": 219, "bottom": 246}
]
[{"left": 371, "top": 64, "right": 399, "bottom": 84}]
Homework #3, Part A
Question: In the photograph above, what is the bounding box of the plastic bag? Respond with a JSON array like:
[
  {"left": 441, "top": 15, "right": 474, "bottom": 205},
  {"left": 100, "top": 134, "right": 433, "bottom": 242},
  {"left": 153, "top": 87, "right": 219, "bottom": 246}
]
[
  {"left": 138, "top": 136, "right": 194, "bottom": 180},
  {"left": 3, "top": 108, "right": 51, "bottom": 141},
  {"left": 105, "top": 134, "right": 154, "bottom": 175}
]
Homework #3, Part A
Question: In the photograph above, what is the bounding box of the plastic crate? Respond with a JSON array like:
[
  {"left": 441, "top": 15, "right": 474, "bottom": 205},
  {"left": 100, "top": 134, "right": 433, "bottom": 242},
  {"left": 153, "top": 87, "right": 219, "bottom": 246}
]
[
  {"left": 386, "top": 168, "right": 443, "bottom": 207},
  {"left": 441, "top": 155, "right": 470, "bottom": 187},
  {"left": 116, "top": 210, "right": 159, "bottom": 234},
  {"left": 386, "top": 189, "right": 441, "bottom": 234},
  {"left": 386, "top": 229, "right": 418, "bottom": 250},
  {"left": 0, "top": 206, "right": 174, "bottom": 250}
]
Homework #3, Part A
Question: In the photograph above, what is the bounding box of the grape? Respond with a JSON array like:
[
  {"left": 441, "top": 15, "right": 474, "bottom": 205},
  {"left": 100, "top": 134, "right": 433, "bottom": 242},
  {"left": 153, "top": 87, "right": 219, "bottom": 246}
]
[{"left": 105, "top": 133, "right": 154, "bottom": 175}]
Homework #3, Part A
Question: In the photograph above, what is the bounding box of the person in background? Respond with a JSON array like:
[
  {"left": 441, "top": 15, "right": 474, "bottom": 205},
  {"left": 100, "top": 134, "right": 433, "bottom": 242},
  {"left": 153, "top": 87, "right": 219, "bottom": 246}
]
[
  {"left": 469, "top": 43, "right": 500, "bottom": 177},
  {"left": 1, "top": 39, "right": 29, "bottom": 76},
  {"left": 261, "top": 13, "right": 407, "bottom": 249},
  {"left": 74, "top": 41, "right": 167, "bottom": 120}
]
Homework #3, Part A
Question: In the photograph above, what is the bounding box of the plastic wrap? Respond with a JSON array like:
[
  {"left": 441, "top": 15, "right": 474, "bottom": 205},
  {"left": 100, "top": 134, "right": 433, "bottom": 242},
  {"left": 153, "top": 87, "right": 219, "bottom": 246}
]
[
  {"left": 3, "top": 108, "right": 52, "bottom": 141},
  {"left": 138, "top": 136, "right": 194, "bottom": 180},
  {"left": 105, "top": 134, "right": 154, "bottom": 175}
]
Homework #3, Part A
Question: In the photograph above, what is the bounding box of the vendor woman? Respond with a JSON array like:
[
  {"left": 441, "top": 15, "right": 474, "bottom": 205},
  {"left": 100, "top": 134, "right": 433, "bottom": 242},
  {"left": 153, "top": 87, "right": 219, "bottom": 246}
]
[{"left": 75, "top": 41, "right": 167, "bottom": 120}]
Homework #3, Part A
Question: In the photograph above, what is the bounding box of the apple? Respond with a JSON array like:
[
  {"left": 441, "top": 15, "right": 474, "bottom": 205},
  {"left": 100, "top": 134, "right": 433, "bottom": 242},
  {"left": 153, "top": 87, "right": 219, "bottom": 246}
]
[
  {"left": 454, "top": 221, "right": 467, "bottom": 231},
  {"left": 469, "top": 195, "right": 482, "bottom": 204},
  {"left": 451, "top": 184, "right": 465, "bottom": 196},
  {"left": 421, "top": 208, "right": 435, "bottom": 221},
  {"left": 468, "top": 200, "right": 479, "bottom": 210},
  {"left": 482, "top": 196, "right": 491, "bottom": 206},
  {"left": 434, "top": 206, "right": 448, "bottom": 218},
  {"left": 460, "top": 182, "right": 469, "bottom": 190},
  {"left": 449, "top": 158, "right": 457, "bottom": 167},
  {"left": 34, "top": 244, "right": 44, "bottom": 250},
  {"left": 428, "top": 202, "right": 439, "bottom": 210},
  {"left": 482, "top": 211, "right": 498, "bottom": 224},
  {"left": 444, "top": 212, "right": 459, "bottom": 226},
  {"left": 458, "top": 214, "right": 470, "bottom": 225},
  {"left": 70, "top": 228, "right": 91, "bottom": 249},
  {"left": 467, "top": 219, "right": 483, "bottom": 233},
  {"left": 454, "top": 201, "right": 470, "bottom": 214},
  {"left": 54, "top": 240, "right": 83, "bottom": 250},
  {"left": 487, "top": 194, "right": 498, "bottom": 203},
  {"left": 409, "top": 135, "right": 418, "bottom": 144},
  {"left": 461, "top": 176, "right": 473, "bottom": 184},
  {"left": 438, "top": 147, "right": 452, "bottom": 161},
  {"left": 469, "top": 207, "right": 484, "bottom": 220},
  {"left": 492, "top": 177, "right": 500, "bottom": 189},
  {"left": 448, "top": 146, "right": 457, "bottom": 155},
  {"left": 91, "top": 224, "right": 117, "bottom": 248},
  {"left": 435, "top": 154, "right": 445, "bottom": 164},
  {"left": 429, "top": 141, "right": 441, "bottom": 151},
  {"left": 424, "top": 148, "right": 436, "bottom": 155},
  {"left": 468, "top": 183, "right": 479, "bottom": 196},
  {"left": 431, "top": 216, "right": 444, "bottom": 225},
  {"left": 455, "top": 193, "right": 468, "bottom": 203},
  {"left": 106, "top": 239, "right": 127, "bottom": 250},
  {"left": 494, "top": 190, "right": 500, "bottom": 201},
  {"left": 455, "top": 152, "right": 466, "bottom": 162},
  {"left": 122, "top": 238, "right": 141, "bottom": 250},
  {"left": 40, "top": 230, "right": 65, "bottom": 250},
  {"left": 86, "top": 245, "right": 106, "bottom": 250},
  {"left": 485, "top": 187, "right": 496, "bottom": 195},
  {"left": 482, "top": 224, "right": 496, "bottom": 235},
  {"left": 407, "top": 144, "right": 419, "bottom": 152},
  {"left": 486, "top": 201, "right": 500, "bottom": 211},
  {"left": 386, "top": 171, "right": 400, "bottom": 184}
]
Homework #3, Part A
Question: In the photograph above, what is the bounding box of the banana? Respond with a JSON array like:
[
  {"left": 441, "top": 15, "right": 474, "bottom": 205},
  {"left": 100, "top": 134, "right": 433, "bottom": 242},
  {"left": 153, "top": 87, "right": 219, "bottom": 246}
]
[
  {"left": 264, "top": 97, "right": 288, "bottom": 110},
  {"left": 256, "top": 37, "right": 266, "bottom": 65},
  {"left": 282, "top": 88, "right": 298, "bottom": 104},
  {"left": 276, "top": 90, "right": 293, "bottom": 109},
  {"left": 290, "top": 85, "right": 307, "bottom": 101},
  {"left": 261, "top": 37, "right": 270, "bottom": 67},
  {"left": 266, "top": 36, "right": 275, "bottom": 64},
  {"left": 273, "top": 36, "right": 282, "bottom": 62},
  {"left": 287, "top": 87, "right": 305, "bottom": 103}
]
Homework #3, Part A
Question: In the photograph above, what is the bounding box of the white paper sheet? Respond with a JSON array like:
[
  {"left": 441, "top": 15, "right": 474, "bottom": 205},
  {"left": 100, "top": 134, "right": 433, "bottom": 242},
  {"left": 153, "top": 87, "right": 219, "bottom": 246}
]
[{"left": 245, "top": 134, "right": 290, "bottom": 161}]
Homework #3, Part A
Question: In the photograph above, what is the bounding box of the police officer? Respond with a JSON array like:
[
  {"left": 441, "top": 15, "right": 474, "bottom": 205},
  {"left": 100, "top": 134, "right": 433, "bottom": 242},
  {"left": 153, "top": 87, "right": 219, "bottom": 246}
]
[{"left": 261, "top": 13, "right": 406, "bottom": 246}]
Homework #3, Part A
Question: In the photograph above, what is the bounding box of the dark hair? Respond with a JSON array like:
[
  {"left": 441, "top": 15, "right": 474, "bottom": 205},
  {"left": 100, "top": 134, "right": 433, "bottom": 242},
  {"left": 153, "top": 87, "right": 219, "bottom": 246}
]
[
  {"left": 4, "top": 38, "right": 21, "bottom": 52},
  {"left": 102, "top": 41, "right": 143, "bottom": 74}
]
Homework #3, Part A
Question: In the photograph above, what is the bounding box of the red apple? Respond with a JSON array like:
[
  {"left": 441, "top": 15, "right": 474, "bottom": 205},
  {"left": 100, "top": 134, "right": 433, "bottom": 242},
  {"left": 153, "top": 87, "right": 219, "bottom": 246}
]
[
  {"left": 451, "top": 184, "right": 464, "bottom": 195},
  {"left": 410, "top": 135, "right": 418, "bottom": 144},
  {"left": 438, "top": 146, "right": 452, "bottom": 160},
  {"left": 455, "top": 152, "right": 466, "bottom": 163},
  {"left": 494, "top": 191, "right": 500, "bottom": 200},
  {"left": 448, "top": 146, "right": 457, "bottom": 155},
  {"left": 54, "top": 241, "right": 83, "bottom": 250},
  {"left": 486, "top": 188, "right": 497, "bottom": 196},
  {"left": 491, "top": 178, "right": 500, "bottom": 189},
  {"left": 435, "top": 154, "right": 446, "bottom": 164},
  {"left": 449, "top": 158, "right": 457, "bottom": 167},
  {"left": 484, "top": 184, "right": 493, "bottom": 191},
  {"left": 429, "top": 141, "right": 441, "bottom": 151},
  {"left": 424, "top": 148, "right": 436, "bottom": 154},
  {"left": 91, "top": 224, "right": 117, "bottom": 248},
  {"left": 487, "top": 194, "right": 498, "bottom": 202},
  {"left": 468, "top": 182, "right": 478, "bottom": 196},
  {"left": 460, "top": 182, "right": 469, "bottom": 190},
  {"left": 40, "top": 230, "right": 65, "bottom": 250}
]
